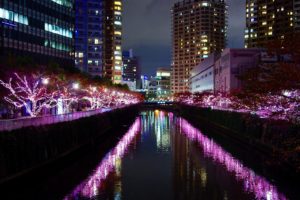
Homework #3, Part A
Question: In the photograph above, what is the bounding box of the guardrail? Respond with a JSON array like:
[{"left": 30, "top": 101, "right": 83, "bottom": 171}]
[{"left": 0, "top": 105, "right": 130, "bottom": 132}]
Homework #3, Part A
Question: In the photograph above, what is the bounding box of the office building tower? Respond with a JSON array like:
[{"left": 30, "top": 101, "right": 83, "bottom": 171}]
[
  {"left": 0, "top": 0, "right": 74, "bottom": 67},
  {"left": 147, "top": 68, "right": 171, "bottom": 100},
  {"left": 156, "top": 67, "right": 171, "bottom": 99},
  {"left": 171, "top": 0, "right": 227, "bottom": 93}
]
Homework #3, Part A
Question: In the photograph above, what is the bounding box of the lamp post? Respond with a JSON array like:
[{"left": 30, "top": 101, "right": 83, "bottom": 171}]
[
  {"left": 42, "top": 78, "right": 50, "bottom": 85},
  {"left": 72, "top": 82, "right": 80, "bottom": 90},
  {"left": 71, "top": 82, "right": 80, "bottom": 111}
]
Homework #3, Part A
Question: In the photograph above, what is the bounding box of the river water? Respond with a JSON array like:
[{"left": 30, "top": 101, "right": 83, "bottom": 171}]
[{"left": 61, "top": 110, "right": 295, "bottom": 200}]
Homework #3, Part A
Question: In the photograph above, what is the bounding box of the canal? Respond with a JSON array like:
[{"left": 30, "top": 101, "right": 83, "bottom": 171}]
[{"left": 2, "top": 110, "right": 299, "bottom": 200}]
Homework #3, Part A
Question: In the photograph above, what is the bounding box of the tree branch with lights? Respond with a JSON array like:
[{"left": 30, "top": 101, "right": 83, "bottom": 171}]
[{"left": 0, "top": 73, "right": 57, "bottom": 117}]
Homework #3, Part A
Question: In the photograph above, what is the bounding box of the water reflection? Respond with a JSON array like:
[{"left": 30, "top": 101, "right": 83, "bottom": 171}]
[
  {"left": 154, "top": 110, "right": 171, "bottom": 152},
  {"left": 178, "top": 117, "right": 287, "bottom": 200},
  {"left": 64, "top": 118, "right": 141, "bottom": 199},
  {"left": 63, "top": 111, "right": 290, "bottom": 200}
]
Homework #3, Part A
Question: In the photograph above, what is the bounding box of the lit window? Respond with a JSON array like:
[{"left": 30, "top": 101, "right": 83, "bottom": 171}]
[
  {"left": 202, "top": 2, "right": 209, "bottom": 7},
  {"left": 51, "top": 0, "right": 73, "bottom": 8},
  {"left": 115, "top": 56, "right": 122, "bottom": 60},
  {"left": 114, "top": 21, "right": 122, "bottom": 26},
  {"left": 114, "top": 1, "right": 122, "bottom": 6},
  {"left": 115, "top": 66, "right": 122, "bottom": 70},
  {"left": 45, "top": 23, "right": 72, "bottom": 38},
  {"left": 114, "top": 31, "right": 122, "bottom": 35},
  {"left": 114, "top": 6, "right": 122, "bottom": 11},
  {"left": 116, "top": 46, "right": 121, "bottom": 50},
  {"left": 0, "top": 8, "right": 28, "bottom": 25},
  {"left": 114, "top": 51, "right": 121, "bottom": 55},
  {"left": 114, "top": 11, "right": 121, "bottom": 16}
]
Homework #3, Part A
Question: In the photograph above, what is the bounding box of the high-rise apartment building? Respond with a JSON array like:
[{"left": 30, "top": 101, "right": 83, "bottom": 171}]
[
  {"left": 0, "top": 0, "right": 74, "bottom": 67},
  {"left": 171, "top": 0, "right": 227, "bottom": 94},
  {"left": 75, "top": 0, "right": 122, "bottom": 83},
  {"left": 104, "top": 0, "right": 123, "bottom": 84},
  {"left": 245, "top": 0, "right": 298, "bottom": 48}
]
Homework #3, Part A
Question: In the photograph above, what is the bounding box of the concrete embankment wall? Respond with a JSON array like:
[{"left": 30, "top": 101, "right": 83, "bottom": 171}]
[
  {"left": 177, "top": 104, "right": 300, "bottom": 174},
  {"left": 0, "top": 105, "right": 140, "bottom": 183}
]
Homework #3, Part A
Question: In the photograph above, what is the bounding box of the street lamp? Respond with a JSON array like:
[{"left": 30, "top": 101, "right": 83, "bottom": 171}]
[
  {"left": 42, "top": 78, "right": 49, "bottom": 85},
  {"left": 73, "top": 82, "right": 80, "bottom": 90}
]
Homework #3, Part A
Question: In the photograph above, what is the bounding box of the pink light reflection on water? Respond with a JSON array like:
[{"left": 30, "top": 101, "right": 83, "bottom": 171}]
[
  {"left": 64, "top": 118, "right": 141, "bottom": 199},
  {"left": 179, "top": 118, "right": 287, "bottom": 200}
]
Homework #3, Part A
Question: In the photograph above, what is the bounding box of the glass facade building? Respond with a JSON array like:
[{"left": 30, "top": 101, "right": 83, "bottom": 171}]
[
  {"left": 0, "top": 0, "right": 74, "bottom": 67},
  {"left": 75, "top": 0, "right": 122, "bottom": 83}
]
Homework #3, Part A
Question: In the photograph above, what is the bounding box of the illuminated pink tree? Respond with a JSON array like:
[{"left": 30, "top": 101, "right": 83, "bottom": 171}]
[
  {"left": 82, "top": 86, "right": 103, "bottom": 110},
  {"left": 99, "top": 88, "right": 115, "bottom": 107},
  {"left": 174, "top": 91, "right": 300, "bottom": 122},
  {"left": 0, "top": 71, "right": 143, "bottom": 118},
  {"left": 0, "top": 73, "right": 57, "bottom": 117}
]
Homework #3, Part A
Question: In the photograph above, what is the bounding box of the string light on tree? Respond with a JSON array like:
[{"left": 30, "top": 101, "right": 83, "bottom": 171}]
[{"left": 0, "top": 73, "right": 57, "bottom": 117}]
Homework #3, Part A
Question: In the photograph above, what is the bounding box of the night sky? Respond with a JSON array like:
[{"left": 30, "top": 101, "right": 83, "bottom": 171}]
[{"left": 123, "top": 0, "right": 246, "bottom": 76}]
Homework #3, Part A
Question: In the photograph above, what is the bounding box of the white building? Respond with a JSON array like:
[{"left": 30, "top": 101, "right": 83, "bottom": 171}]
[
  {"left": 214, "top": 48, "right": 261, "bottom": 93},
  {"left": 190, "top": 53, "right": 219, "bottom": 93},
  {"left": 189, "top": 48, "right": 268, "bottom": 94}
]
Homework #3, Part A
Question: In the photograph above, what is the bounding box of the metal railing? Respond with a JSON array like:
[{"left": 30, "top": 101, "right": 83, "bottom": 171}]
[{"left": 0, "top": 105, "right": 130, "bottom": 132}]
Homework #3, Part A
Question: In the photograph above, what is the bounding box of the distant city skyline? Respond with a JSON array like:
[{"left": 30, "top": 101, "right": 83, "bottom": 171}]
[{"left": 123, "top": 0, "right": 246, "bottom": 76}]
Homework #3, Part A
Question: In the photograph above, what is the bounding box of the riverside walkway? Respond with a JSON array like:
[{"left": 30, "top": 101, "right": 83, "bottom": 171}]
[{"left": 0, "top": 107, "right": 120, "bottom": 132}]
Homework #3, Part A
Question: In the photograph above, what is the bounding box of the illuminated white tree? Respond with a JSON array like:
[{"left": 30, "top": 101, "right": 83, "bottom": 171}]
[{"left": 0, "top": 73, "right": 57, "bottom": 117}]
